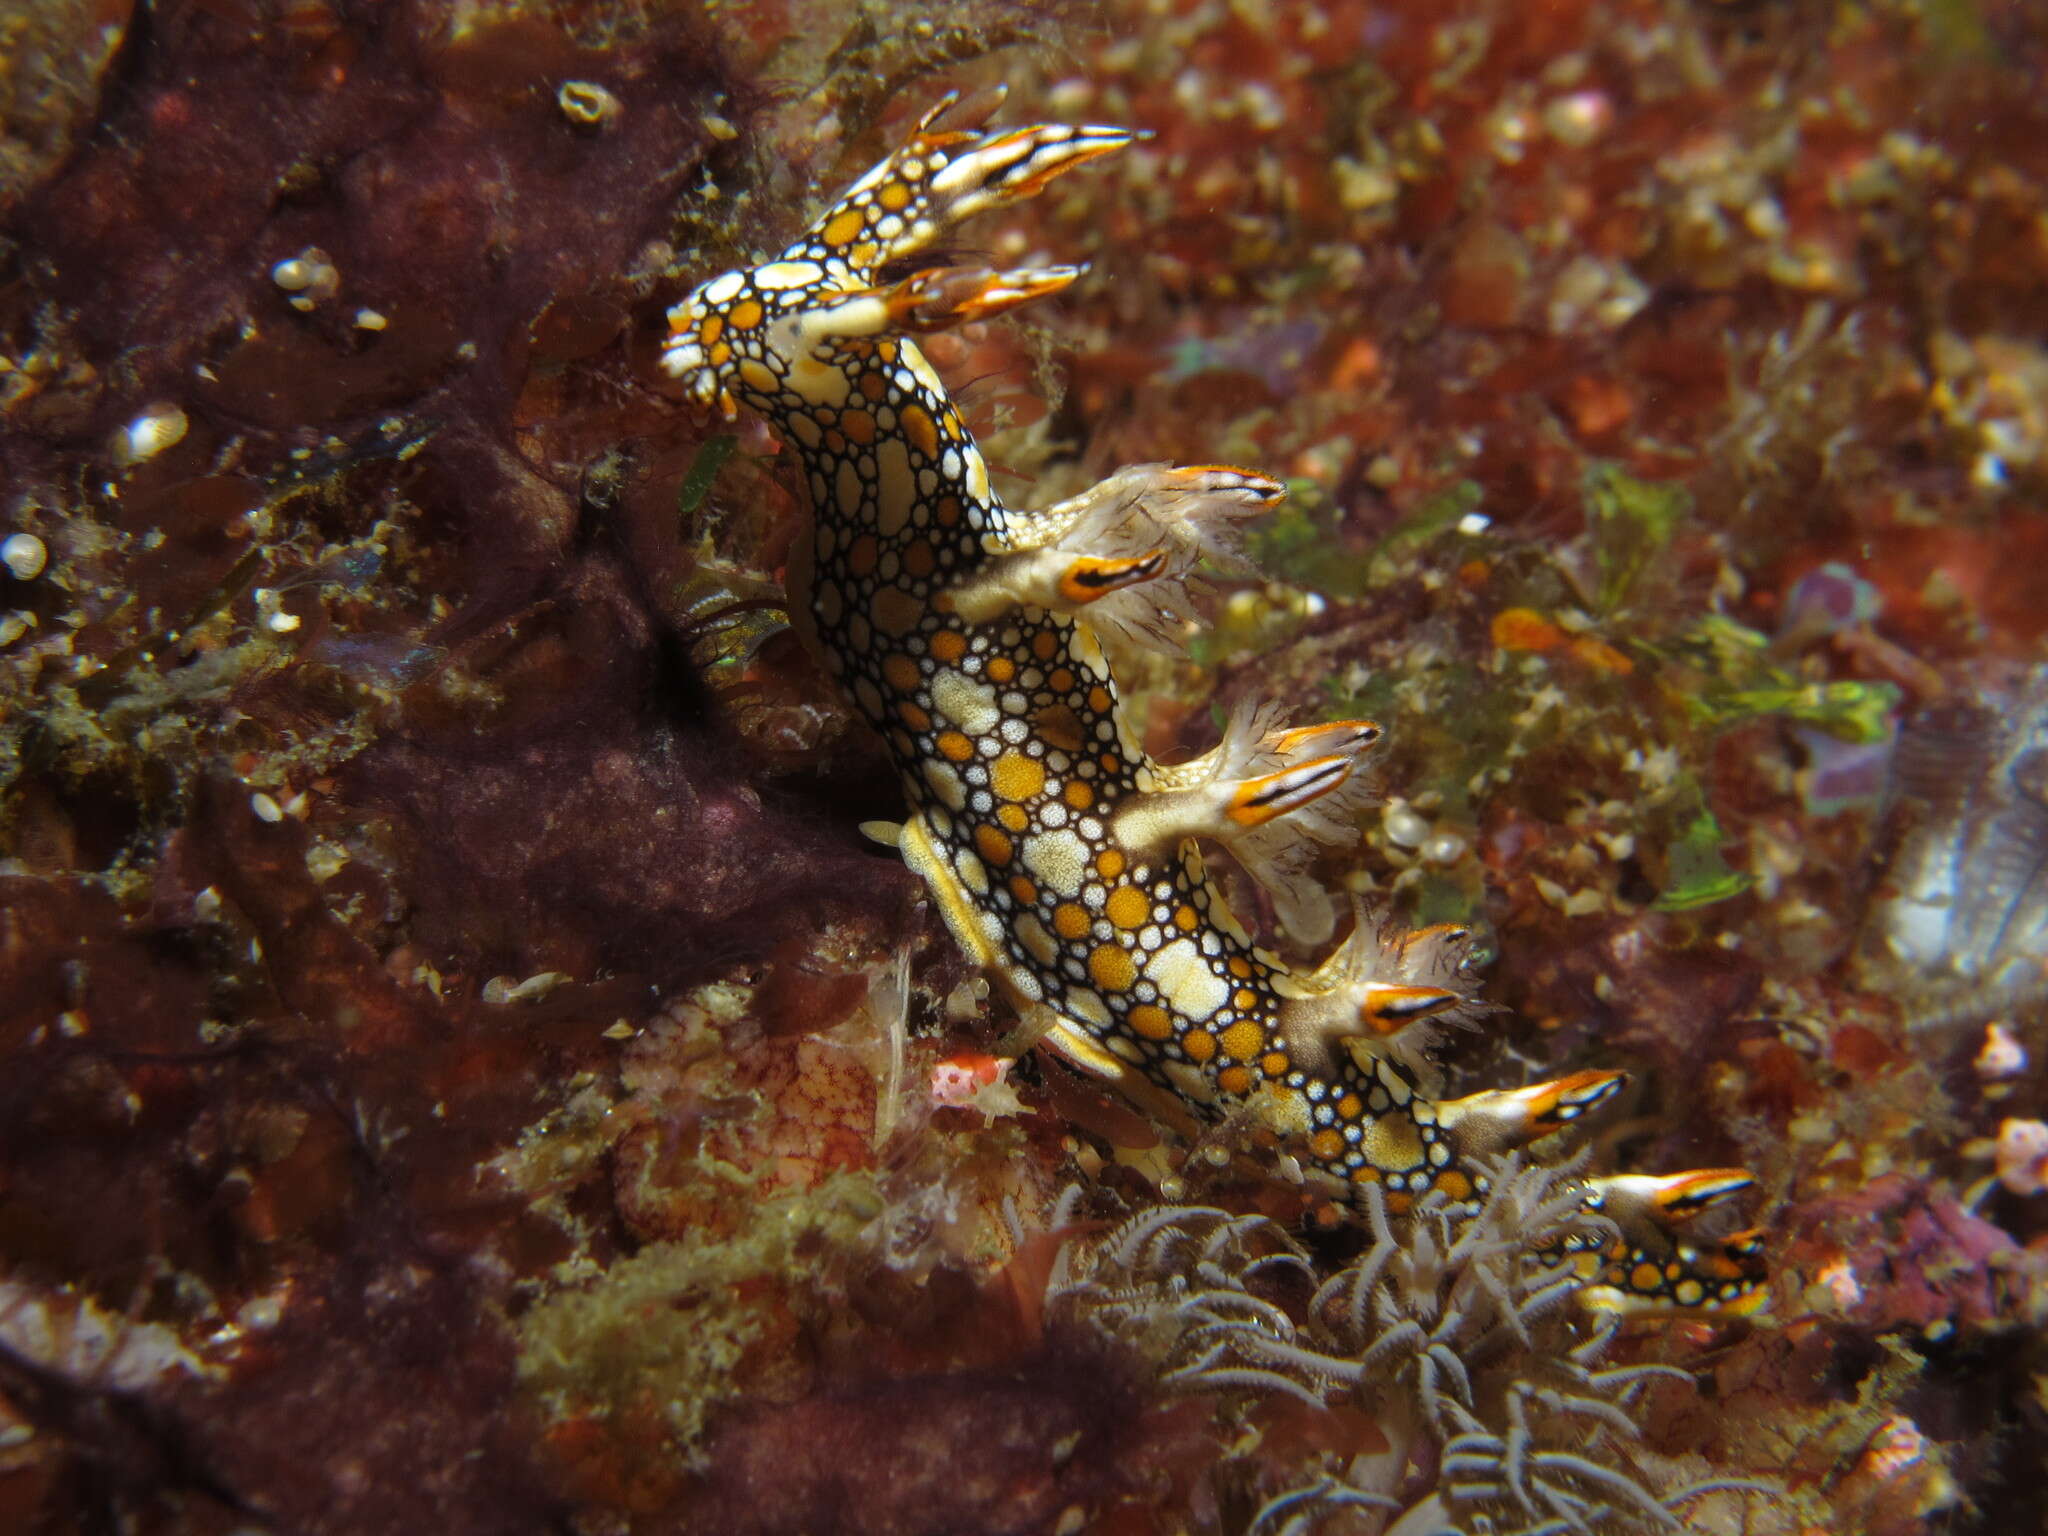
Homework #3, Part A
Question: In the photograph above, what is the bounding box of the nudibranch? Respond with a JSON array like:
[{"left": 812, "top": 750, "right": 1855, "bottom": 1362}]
[{"left": 663, "top": 95, "right": 1767, "bottom": 1315}]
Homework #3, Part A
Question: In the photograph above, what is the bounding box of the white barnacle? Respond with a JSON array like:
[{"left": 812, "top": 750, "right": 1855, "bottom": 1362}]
[
  {"left": 113, "top": 403, "right": 188, "bottom": 466},
  {"left": 2, "top": 533, "right": 47, "bottom": 580}
]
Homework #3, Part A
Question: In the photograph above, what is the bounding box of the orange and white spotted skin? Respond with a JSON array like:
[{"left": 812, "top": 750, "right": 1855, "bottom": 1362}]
[{"left": 662, "top": 95, "right": 1767, "bottom": 1315}]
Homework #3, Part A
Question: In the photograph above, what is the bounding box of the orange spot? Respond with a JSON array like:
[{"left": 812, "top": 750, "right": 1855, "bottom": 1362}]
[
  {"left": 901, "top": 405, "right": 940, "bottom": 458},
  {"left": 987, "top": 657, "right": 1016, "bottom": 683},
  {"left": 1310, "top": 1129, "right": 1346, "bottom": 1161},
  {"left": 883, "top": 654, "right": 920, "bottom": 691},
  {"left": 1490, "top": 607, "right": 1565, "bottom": 652},
  {"left": 1095, "top": 849, "right": 1125, "bottom": 879},
  {"left": 1329, "top": 335, "right": 1381, "bottom": 390},
  {"left": 821, "top": 208, "right": 865, "bottom": 247},
  {"left": 1182, "top": 1030, "right": 1216, "bottom": 1063},
  {"left": 1436, "top": 1169, "right": 1472, "bottom": 1200},
  {"left": 1567, "top": 635, "right": 1634, "bottom": 674},
  {"left": 930, "top": 630, "right": 966, "bottom": 662},
  {"left": 860, "top": 372, "right": 886, "bottom": 401},
  {"left": 1385, "top": 1191, "right": 1412, "bottom": 1215},
  {"left": 1129, "top": 1004, "right": 1174, "bottom": 1040},
  {"left": 975, "top": 825, "right": 1013, "bottom": 866},
  {"left": 1234, "top": 989, "right": 1258, "bottom": 1010},
  {"left": 1457, "top": 558, "right": 1490, "bottom": 590},
  {"left": 1099, "top": 753, "right": 1120, "bottom": 772},
  {"left": 1175, "top": 906, "right": 1199, "bottom": 932},
  {"left": 1260, "top": 1051, "right": 1290, "bottom": 1078},
  {"left": 1063, "top": 780, "right": 1093, "bottom": 809},
  {"left": 1089, "top": 944, "right": 1137, "bottom": 993},
  {"left": 1053, "top": 904, "right": 1092, "bottom": 940},
  {"left": 841, "top": 409, "right": 877, "bottom": 446},
  {"left": 727, "top": 299, "right": 764, "bottom": 331},
  {"left": 1105, "top": 886, "right": 1148, "bottom": 929},
  {"left": 938, "top": 731, "right": 974, "bottom": 762},
  {"left": 698, "top": 314, "right": 724, "bottom": 344},
  {"left": 1562, "top": 373, "right": 1635, "bottom": 439},
  {"left": 1219, "top": 1020, "right": 1264, "bottom": 1061},
  {"left": 897, "top": 702, "right": 930, "bottom": 731},
  {"left": 1350, "top": 1164, "right": 1381, "bottom": 1184},
  {"left": 991, "top": 753, "right": 1045, "bottom": 801},
  {"left": 1046, "top": 668, "right": 1074, "bottom": 693},
  {"left": 1008, "top": 874, "right": 1038, "bottom": 905},
  {"left": 1631, "top": 1262, "right": 1664, "bottom": 1294},
  {"left": 904, "top": 540, "right": 935, "bottom": 578},
  {"left": 1227, "top": 956, "right": 1251, "bottom": 978},
  {"left": 847, "top": 536, "right": 878, "bottom": 577},
  {"left": 707, "top": 341, "right": 732, "bottom": 366},
  {"left": 1087, "top": 685, "right": 1111, "bottom": 713},
  {"left": 1032, "top": 630, "right": 1059, "bottom": 661},
  {"left": 1217, "top": 1065, "right": 1253, "bottom": 1096},
  {"left": 879, "top": 180, "right": 912, "bottom": 211},
  {"left": 936, "top": 496, "right": 962, "bottom": 527},
  {"left": 997, "top": 804, "right": 1029, "bottom": 833},
  {"left": 872, "top": 587, "right": 923, "bottom": 635},
  {"left": 1337, "top": 1094, "right": 1362, "bottom": 1119},
  {"left": 877, "top": 341, "right": 897, "bottom": 362}
]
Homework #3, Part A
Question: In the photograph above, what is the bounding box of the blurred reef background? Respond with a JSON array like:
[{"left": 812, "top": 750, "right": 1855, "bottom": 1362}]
[{"left": 3, "top": 0, "right": 2048, "bottom": 1532}]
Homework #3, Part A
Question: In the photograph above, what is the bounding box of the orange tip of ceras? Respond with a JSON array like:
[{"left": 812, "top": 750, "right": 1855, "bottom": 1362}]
[
  {"left": 1358, "top": 983, "right": 1461, "bottom": 1034},
  {"left": 1635, "top": 1167, "right": 1757, "bottom": 1221},
  {"left": 1170, "top": 464, "right": 1286, "bottom": 503},
  {"left": 1441, "top": 1068, "right": 1628, "bottom": 1144},
  {"left": 1057, "top": 548, "right": 1169, "bottom": 605},
  {"left": 1225, "top": 755, "right": 1353, "bottom": 827},
  {"left": 1528, "top": 1067, "right": 1628, "bottom": 1126},
  {"left": 1270, "top": 718, "right": 1383, "bottom": 757}
]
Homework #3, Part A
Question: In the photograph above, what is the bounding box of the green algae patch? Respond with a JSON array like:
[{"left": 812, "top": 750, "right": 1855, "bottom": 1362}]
[
  {"left": 1584, "top": 463, "right": 1690, "bottom": 616},
  {"left": 1654, "top": 805, "right": 1754, "bottom": 912},
  {"left": 515, "top": 1170, "right": 880, "bottom": 1469}
]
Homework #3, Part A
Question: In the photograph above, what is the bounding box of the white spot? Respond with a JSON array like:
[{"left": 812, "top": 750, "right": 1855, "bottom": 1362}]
[
  {"left": 875, "top": 439, "right": 915, "bottom": 536},
  {"left": 954, "top": 846, "right": 988, "bottom": 894},
  {"left": 931, "top": 670, "right": 999, "bottom": 734},
  {"left": 923, "top": 760, "right": 968, "bottom": 810},
  {"left": 702, "top": 271, "right": 745, "bottom": 304},
  {"left": 755, "top": 260, "right": 824, "bottom": 291},
  {"left": 1016, "top": 914, "right": 1059, "bottom": 966},
  {"left": 1147, "top": 939, "right": 1228, "bottom": 1020},
  {"left": 1065, "top": 989, "right": 1110, "bottom": 1027},
  {"left": 1023, "top": 829, "right": 1089, "bottom": 896}
]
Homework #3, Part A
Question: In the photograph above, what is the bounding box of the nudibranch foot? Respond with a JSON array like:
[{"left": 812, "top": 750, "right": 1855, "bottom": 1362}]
[{"left": 661, "top": 100, "right": 1770, "bottom": 1319}]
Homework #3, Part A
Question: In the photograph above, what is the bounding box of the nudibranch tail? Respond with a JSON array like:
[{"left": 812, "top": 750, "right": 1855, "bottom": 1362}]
[{"left": 664, "top": 101, "right": 1769, "bottom": 1318}]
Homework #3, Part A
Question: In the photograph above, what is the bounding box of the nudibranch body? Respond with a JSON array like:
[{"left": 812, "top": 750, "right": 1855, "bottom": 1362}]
[{"left": 664, "top": 97, "right": 1766, "bottom": 1316}]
